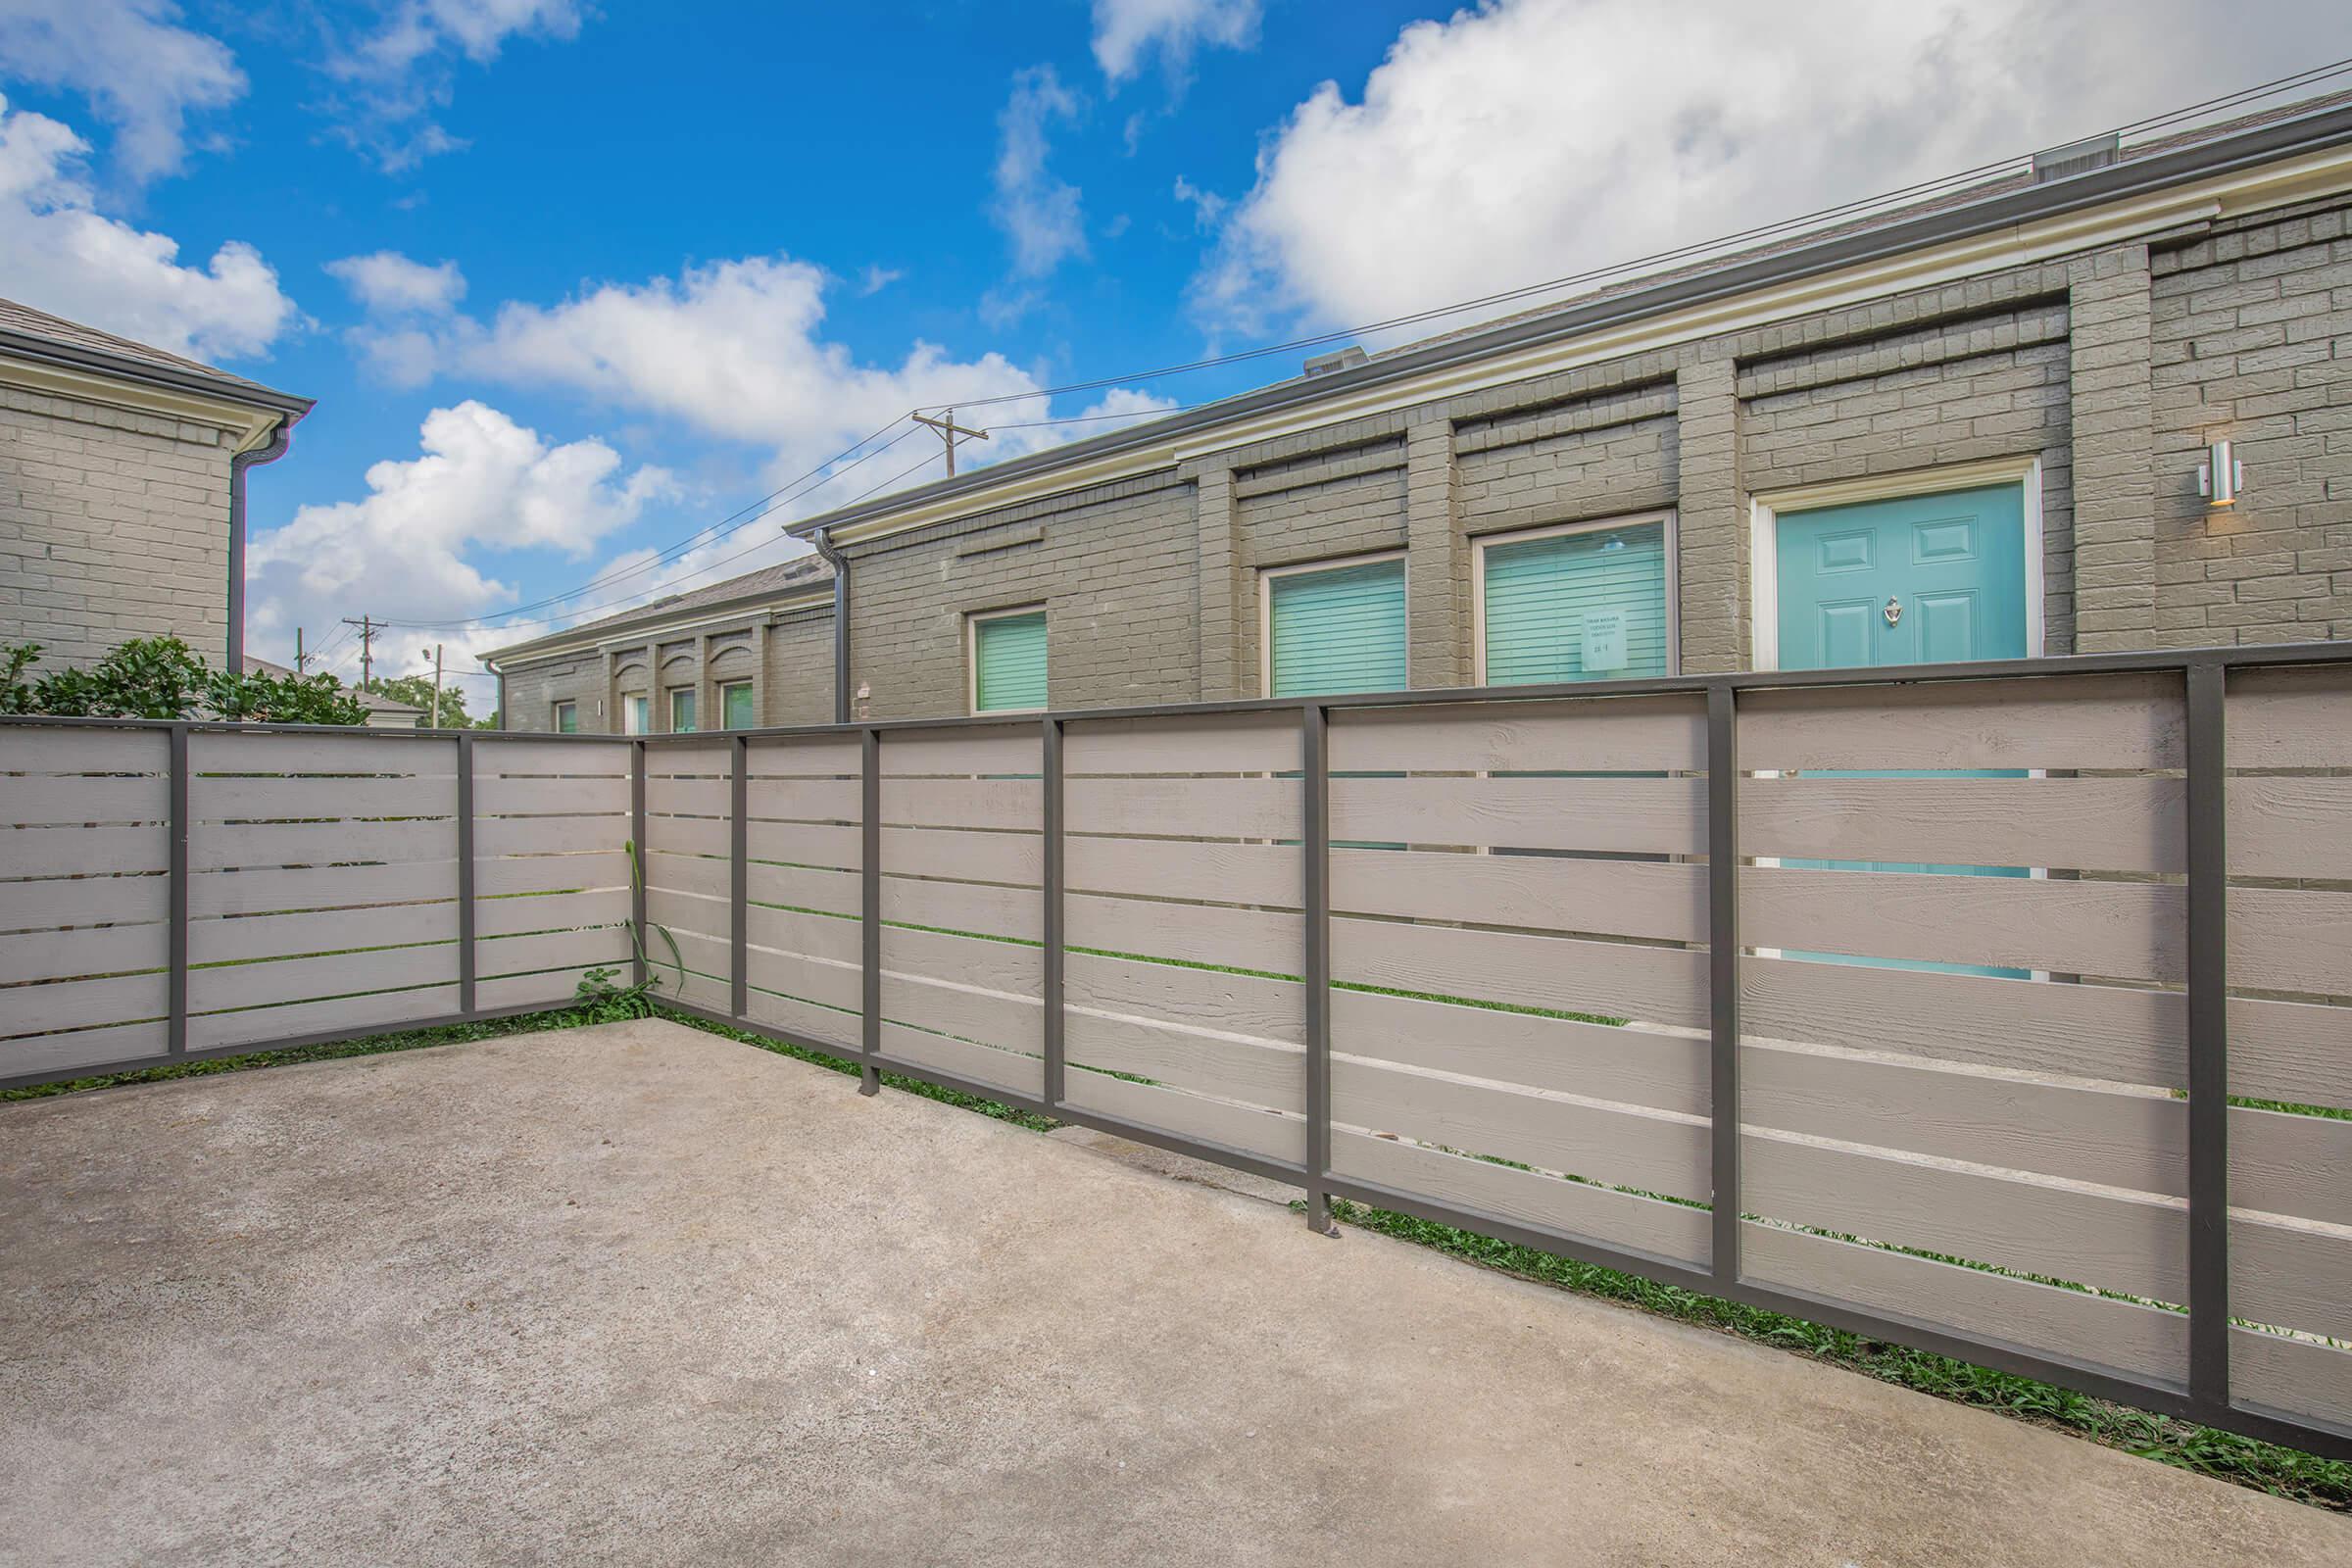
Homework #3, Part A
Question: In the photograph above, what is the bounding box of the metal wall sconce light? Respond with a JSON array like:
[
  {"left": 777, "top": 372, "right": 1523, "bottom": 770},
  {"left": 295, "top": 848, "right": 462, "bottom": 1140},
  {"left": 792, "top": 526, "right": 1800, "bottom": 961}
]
[{"left": 2197, "top": 439, "right": 2243, "bottom": 508}]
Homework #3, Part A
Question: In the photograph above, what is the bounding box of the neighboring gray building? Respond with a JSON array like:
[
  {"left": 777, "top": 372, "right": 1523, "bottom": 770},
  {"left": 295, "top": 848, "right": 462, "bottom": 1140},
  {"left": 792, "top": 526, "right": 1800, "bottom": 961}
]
[
  {"left": 492, "top": 94, "right": 2352, "bottom": 731},
  {"left": 0, "top": 299, "right": 312, "bottom": 674}
]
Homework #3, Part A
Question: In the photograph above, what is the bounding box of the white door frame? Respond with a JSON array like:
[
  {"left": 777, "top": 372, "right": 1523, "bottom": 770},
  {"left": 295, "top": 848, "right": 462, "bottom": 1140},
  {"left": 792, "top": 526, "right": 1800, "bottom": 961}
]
[{"left": 1747, "top": 455, "right": 2044, "bottom": 670}]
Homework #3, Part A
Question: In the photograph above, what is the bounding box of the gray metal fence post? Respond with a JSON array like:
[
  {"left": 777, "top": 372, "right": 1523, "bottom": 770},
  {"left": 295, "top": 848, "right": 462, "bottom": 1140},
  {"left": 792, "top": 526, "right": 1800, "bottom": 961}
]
[
  {"left": 1708, "top": 682, "right": 1740, "bottom": 1287},
  {"left": 1042, "top": 714, "right": 1066, "bottom": 1112},
  {"left": 2185, "top": 658, "right": 2231, "bottom": 1417},
  {"left": 630, "top": 739, "right": 648, "bottom": 991},
  {"left": 168, "top": 724, "right": 189, "bottom": 1056},
  {"left": 731, "top": 732, "right": 749, "bottom": 1021},
  {"left": 859, "top": 726, "right": 882, "bottom": 1096},
  {"left": 1303, "top": 702, "right": 1336, "bottom": 1237},
  {"left": 457, "top": 731, "right": 476, "bottom": 1017}
]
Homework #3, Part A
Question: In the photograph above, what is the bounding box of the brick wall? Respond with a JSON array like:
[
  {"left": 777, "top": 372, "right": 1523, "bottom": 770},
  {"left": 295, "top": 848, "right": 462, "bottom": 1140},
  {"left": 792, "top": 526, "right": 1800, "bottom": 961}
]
[{"left": 0, "top": 384, "right": 238, "bottom": 669}]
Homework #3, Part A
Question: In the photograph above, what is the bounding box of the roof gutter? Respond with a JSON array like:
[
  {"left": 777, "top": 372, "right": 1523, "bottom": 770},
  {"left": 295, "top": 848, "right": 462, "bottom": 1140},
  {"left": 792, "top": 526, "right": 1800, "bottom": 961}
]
[
  {"left": 811, "top": 527, "right": 852, "bottom": 723},
  {"left": 788, "top": 98, "right": 2352, "bottom": 546},
  {"left": 0, "top": 328, "right": 315, "bottom": 419},
  {"left": 227, "top": 412, "right": 302, "bottom": 674}
]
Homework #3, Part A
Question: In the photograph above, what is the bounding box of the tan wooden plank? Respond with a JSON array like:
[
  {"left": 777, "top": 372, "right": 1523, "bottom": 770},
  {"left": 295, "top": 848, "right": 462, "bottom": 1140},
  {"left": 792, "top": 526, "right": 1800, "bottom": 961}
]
[
  {"left": 878, "top": 825, "right": 1034, "bottom": 884},
  {"left": 0, "top": 921, "right": 167, "bottom": 984},
  {"left": 4, "top": 872, "right": 167, "bottom": 929},
  {"left": 881, "top": 970, "right": 1037, "bottom": 1055},
  {"left": 194, "top": 859, "right": 457, "bottom": 915},
  {"left": 190, "top": 902, "right": 459, "bottom": 965},
  {"left": 2230, "top": 887, "right": 2352, "bottom": 995},
  {"left": 1067, "top": 953, "right": 1304, "bottom": 1046},
  {"left": 745, "top": 986, "right": 860, "bottom": 1051},
  {"left": 2230, "top": 664, "right": 2352, "bottom": 768},
  {"left": 193, "top": 773, "right": 457, "bottom": 819},
  {"left": 1, "top": 824, "right": 167, "bottom": 878},
  {"left": 883, "top": 876, "right": 1042, "bottom": 941},
  {"left": 4, "top": 774, "right": 168, "bottom": 824},
  {"left": 745, "top": 735, "right": 863, "bottom": 778},
  {"left": 1066, "top": 892, "right": 1302, "bottom": 974},
  {"left": 475, "top": 890, "right": 625, "bottom": 941},
  {"left": 1742, "top": 1129, "right": 2183, "bottom": 1302},
  {"left": 1330, "top": 1129, "right": 1710, "bottom": 1263},
  {"left": 1062, "top": 1069, "right": 1305, "bottom": 1163},
  {"left": 1065, "top": 1007, "right": 1300, "bottom": 1111},
  {"left": 881, "top": 924, "right": 1039, "bottom": 994},
  {"left": 1065, "top": 711, "right": 1300, "bottom": 776},
  {"left": 474, "top": 738, "right": 632, "bottom": 778},
  {"left": 1333, "top": 918, "right": 1708, "bottom": 1030},
  {"left": 1740, "top": 775, "right": 2182, "bottom": 873},
  {"left": 657, "top": 929, "right": 734, "bottom": 1013},
  {"left": 192, "top": 818, "right": 456, "bottom": 871},
  {"left": 2232, "top": 1327, "right": 2352, "bottom": 1430},
  {"left": 645, "top": 848, "right": 727, "bottom": 901},
  {"left": 1740, "top": 674, "right": 2184, "bottom": 771},
  {"left": 1743, "top": 1222, "right": 2185, "bottom": 1382},
  {"left": 0, "top": 971, "right": 166, "bottom": 1036},
  {"left": 1332, "top": 775, "right": 1706, "bottom": 856},
  {"left": 474, "top": 851, "right": 631, "bottom": 899},
  {"left": 476, "top": 926, "right": 631, "bottom": 979},
  {"left": 2234, "top": 1216, "right": 2352, "bottom": 1342},
  {"left": 881, "top": 1020, "right": 1042, "bottom": 1096},
  {"left": 746, "top": 776, "right": 860, "bottom": 822},
  {"left": 2, "top": 1018, "right": 170, "bottom": 1076},
  {"left": 880, "top": 726, "right": 1041, "bottom": 777},
  {"left": 1332, "top": 848, "right": 1706, "bottom": 943},
  {"left": 1066, "top": 836, "right": 1298, "bottom": 908},
  {"left": 2230, "top": 1104, "right": 2352, "bottom": 1227},
  {"left": 2230, "top": 776, "right": 2352, "bottom": 880},
  {"left": 644, "top": 743, "right": 733, "bottom": 778},
  {"left": 1333, "top": 1055, "right": 1709, "bottom": 1201},
  {"left": 1067, "top": 776, "right": 1299, "bottom": 839},
  {"left": 1743, "top": 956, "right": 2182, "bottom": 1090},
  {"left": 644, "top": 814, "right": 729, "bottom": 859},
  {"left": 747, "top": 905, "right": 860, "bottom": 966},
  {"left": 475, "top": 967, "right": 600, "bottom": 1013},
  {"left": 1743, "top": 866, "right": 2181, "bottom": 982},
  {"left": 0, "top": 724, "right": 169, "bottom": 777},
  {"left": 473, "top": 775, "right": 628, "bottom": 815},
  {"left": 750, "top": 820, "right": 861, "bottom": 871},
  {"left": 2234, "top": 997, "right": 2352, "bottom": 1109},
  {"left": 748, "top": 862, "right": 860, "bottom": 917},
  {"left": 474, "top": 813, "right": 630, "bottom": 858},
  {"left": 746, "top": 946, "right": 863, "bottom": 1013},
  {"left": 880, "top": 777, "right": 1042, "bottom": 831},
  {"left": 191, "top": 731, "right": 456, "bottom": 777},
  {"left": 1331, "top": 989, "right": 1707, "bottom": 1116},
  {"left": 648, "top": 888, "right": 730, "bottom": 949},
  {"left": 645, "top": 776, "right": 732, "bottom": 818},
  {"left": 189, "top": 983, "right": 459, "bottom": 1051},
  {"left": 1329, "top": 695, "right": 1705, "bottom": 773},
  {"left": 189, "top": 943, "right": 459, "bottom": 1012},
  {"left": 1742, "top": 1042, "right": 2183, "bottom": 1195}
]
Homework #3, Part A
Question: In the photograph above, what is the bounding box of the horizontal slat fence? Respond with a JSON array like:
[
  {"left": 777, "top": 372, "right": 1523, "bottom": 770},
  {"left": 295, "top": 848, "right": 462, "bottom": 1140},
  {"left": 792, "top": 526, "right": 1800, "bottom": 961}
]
[{"left": 6, "top": 642, "right": 2351, "bottom": 1459}]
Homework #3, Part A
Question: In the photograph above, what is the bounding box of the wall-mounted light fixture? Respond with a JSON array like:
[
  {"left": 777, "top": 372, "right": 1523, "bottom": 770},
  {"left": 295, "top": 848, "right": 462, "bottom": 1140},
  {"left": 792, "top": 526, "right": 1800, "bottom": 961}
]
[{"left": 2197, "top": 439, "right": 2243, "bottom": 508}]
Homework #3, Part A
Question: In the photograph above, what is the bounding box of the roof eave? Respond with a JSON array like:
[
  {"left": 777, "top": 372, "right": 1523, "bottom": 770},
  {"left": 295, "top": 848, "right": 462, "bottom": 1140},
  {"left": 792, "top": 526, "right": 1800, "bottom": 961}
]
[
  {"left": 481, "top": 585, "right": 833, "bottom": 668},
  {"left": 0, "top": 328, "right": 314, "bottom": 418}
]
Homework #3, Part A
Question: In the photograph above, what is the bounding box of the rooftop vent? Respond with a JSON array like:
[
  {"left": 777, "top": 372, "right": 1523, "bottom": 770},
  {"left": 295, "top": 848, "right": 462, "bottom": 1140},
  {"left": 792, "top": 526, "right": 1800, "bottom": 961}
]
[
  {"left": 1302, "top": 345, "right": 1369, "bottom": 377},
  {"left": 2032, "top": 132, "right": 2121, "bottom": 182}
]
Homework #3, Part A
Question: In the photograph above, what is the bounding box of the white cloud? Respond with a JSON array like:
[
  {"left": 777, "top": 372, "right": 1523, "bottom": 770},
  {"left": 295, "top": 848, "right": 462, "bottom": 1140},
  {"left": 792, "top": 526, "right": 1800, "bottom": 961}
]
[
  {"left": 1092, "top": 0, "right": 1261, "bottom": 85},
  {"left": 1171, "top": 174, "right": 1225, "bottom": 229},
  {"left": 0, "top": 0, "right": 243, "bottom": 183},
  {"left": 857, "top": 264, "right": 905, "bottom": 296},
  {"left": 1193, "top": 0, "right": 2338, "bottom": 337},
  {"left": 993, "top": 66, "right": 1088, "bottom": 278},
  {"left": 326, "top": 250, "right": 466, "bottom": 315},
  {"left": 244, "top": 400, "right": 673, "bottom": 671},
  {"left": 325, "top": 0, "right": 584, "bottom": 172},
  {"left": 0, "top": 96, "right": 295, "bottom": 361}
]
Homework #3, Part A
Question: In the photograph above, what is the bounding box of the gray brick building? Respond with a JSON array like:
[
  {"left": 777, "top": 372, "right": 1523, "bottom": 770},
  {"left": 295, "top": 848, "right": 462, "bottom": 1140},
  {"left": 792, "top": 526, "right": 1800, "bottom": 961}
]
[
  {"left": 491, "top": 96, "right": 2352, "bottom": 730},
  {"left": 0, "top": 300, "right": 311, "bottom": 674}
]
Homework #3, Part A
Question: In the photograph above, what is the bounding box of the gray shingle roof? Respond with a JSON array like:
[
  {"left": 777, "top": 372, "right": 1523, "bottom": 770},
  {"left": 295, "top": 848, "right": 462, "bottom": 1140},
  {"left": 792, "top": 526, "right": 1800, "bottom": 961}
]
[
  {"left": 0, "top": 296, "right": 310, "bottom": 412},
  {"left": 485, "top": 552, "right": 833, "bottom": 663}
]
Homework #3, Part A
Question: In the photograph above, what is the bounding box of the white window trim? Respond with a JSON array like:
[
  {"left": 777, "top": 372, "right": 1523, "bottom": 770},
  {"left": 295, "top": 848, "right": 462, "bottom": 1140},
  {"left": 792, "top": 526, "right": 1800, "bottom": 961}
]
[
  {"left": 1748, "top": 456, "right": 2044, "bottom": 671},
  {"left": 620, "top": 692, "right": 649, "bottom": 735},
  {"left": 1469, "top": 510, "right": 1680, "bottom": 687},
  {"left": 1255, "top": 549, "right": 1409, "bottom": 698},
  {"left": 717, "top": 679, "right": 754, "bottom": 729},
  {"left": 552, "top": 699, "right": 577, "bottom": 733},
  {"left": 666, "top": 686, "right": 697, "bottom": 732},
  {"left": 966, "top": 603, "right": 1050, "bottom": 715}
]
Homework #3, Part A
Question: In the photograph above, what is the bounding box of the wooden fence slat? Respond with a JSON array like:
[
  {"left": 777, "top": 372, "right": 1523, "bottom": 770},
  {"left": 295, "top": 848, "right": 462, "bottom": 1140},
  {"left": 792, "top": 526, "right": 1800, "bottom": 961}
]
[
  {"left": 471, "top": 776, "right": 629, "bottom": 815},
  {"left": 1743, "top": 866, "right": 2181, "bottom": 981},
  {"left": 1065, "top": 1006, "right": 1301, "bottom": 1112},
  {"left": 189, "top": 731, "right": 456, "bottom": 777},
  {"left": 881, "top": 925, "right": 1040, "bottom": 995},
  {"left": 1740, "top": 775, "right": 2183, "bottom": 873},
  {"left": 746, "top": 904, "right": 860, "bottom": 965},
  {"left": 748, "top": 861, "right": 860, "bottom": 917},
  {"left": 189, "top": 902, "right": 460, "bottom": 965},
  {"left": 192, "top": 819, "right": 457, "bottom": 871},
  {"left": 1066, "top": 893, "right": 1302, "bottom": 975},
  {"left": 188, "top": 984, "right": 459, "bottom": 1051},
  {"left": 188, "top": 942, "right": 460, "bottom": 1012},
  {"left": 749, "top": 819, "right": 862, "bottom": 872},
  {"left": 472, "top": 739, "right": 633, "bottom": 777},
  {"left": 1065, "top": 711, "right": 1299, "bottom": 775},
  {"left": 192, "top": 773, "right": 457, "bottom": 818},
  {"left": 1333, "top": 917, "right": 1709, "bottom": 1030},
  {"left": 879, "top": 778, "right": 1043, "bottom": 831},
  {"left": 2232, "top": 1327, "right": 2352, "bottom": 1428},
  {"left": 473, "top": 814, "right": 631, "bottom": 858},
  {"left": 2233, "top": 1218, "right": 2352, "bottom": 1342},
  {"left": 745, "top": 776, "right": 862, "bottom": 823},
  {"left": 2230, "top": 888, "right": 2352, "bottom": 995},
  {"left": 1, "top": 825, "right": 167, "bottom": 878},
  {"left": 475, "top": 926, "right": 631, "bottom": 980},
  {"left": 2, "top": 774, "right": 169, "bottom": 824},
  {"left": 1739, "top": 674, "right": 2184, "bottom": 771},
  {"left": 2228, "top": 664, "right": 2352, "bottom": 768},
  {"left": 474, "top": 889, "right": 626, "bottom": 940},
  {"left": 744, "top": 944, "right": 863, "bottom": 1013},
  {"left": 882, "top": 875, "right": 1042, "bottom": 942},
  {"left": 878, "top": 825, "right": 1037, "bottom": 885},
  {"left": 1066, "top": 836, "right": 1299, "bottom": 909},
  {"left": 1067, "top": 951, "right": 1305, "bottom": 1046},
  {"left": 2230, "top": 1104, "right": 2352, "bottom": 1228},
  {"left": 1331, "top": 849, "right": 1706, "bottom": 944},
  {"left": 0, "top": 725, "right": 171, "bottom": 776},
  {"left": 1328, "top": 695, "right": 1705, "bottom": 772},
  {"left": 1066, "top": 776, "right": 1299, "bottom": 839},
  {"left": 0, "top": 971, "right": 167, "bottom": 1035},
  {"left": 744, "top": 736, "right": 864, "bottom": 778},
  {"left": 1332, "top": 989, "right": 1707, "bottom": 1116},
  {"left": 744, "top": 986, "right": 861, "bottom": 1051},
  {"left": 4, "top": 872, "right": 168, "bottom": 928},
  {"left": 0, "top": 1018, "right": 170, "bottom": 1075},
  {"left": 473, "top": 852, "right": 631, "bottom": 900},
  {"left": 881, "top": 1020, "right": 1042, "bottom": 1097},
  {"left": 1330, "top": 775, "right": 1706, "bottom": 856},
  {"left": 1061, "top": 1070, "right": 1304, "bottom": 1164},
  {"left": 880, "top": 970, "right": 1038, "bottom": 1056},
  {"left": 2234, "top": 996, "right": 2352, "bottom": 1109},
  {"left": 878, "top": 726, "right": 1042, "bottom": 777}
]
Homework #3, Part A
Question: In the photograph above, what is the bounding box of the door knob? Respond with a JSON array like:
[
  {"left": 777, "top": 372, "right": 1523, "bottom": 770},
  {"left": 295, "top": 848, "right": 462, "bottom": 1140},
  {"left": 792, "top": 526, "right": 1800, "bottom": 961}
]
[{"left": 1884, "top": 595, "right": 1902, "bottom": 626}]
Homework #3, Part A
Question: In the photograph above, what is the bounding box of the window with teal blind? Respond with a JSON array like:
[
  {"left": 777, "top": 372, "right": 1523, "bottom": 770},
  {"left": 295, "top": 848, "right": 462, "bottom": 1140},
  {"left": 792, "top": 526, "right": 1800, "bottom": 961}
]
[
  {"left": 1267, "top": 558, "right": 1407, "bottom": 697},
  {"left": 721, "top": 681, "right": 755, "bottom": 729},
  {"left": 972, "top": 609, "right": 1048, "bottom": 711},
  {"left": 1481, "top": 520, "right": 1670, "bottom": 685}
]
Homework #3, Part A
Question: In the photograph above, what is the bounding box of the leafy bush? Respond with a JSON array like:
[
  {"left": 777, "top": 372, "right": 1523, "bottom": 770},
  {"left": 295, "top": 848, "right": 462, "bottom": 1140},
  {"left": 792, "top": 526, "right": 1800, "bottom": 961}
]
[{"left": 2, "top": 638, "right": 368, "bottom": 725}]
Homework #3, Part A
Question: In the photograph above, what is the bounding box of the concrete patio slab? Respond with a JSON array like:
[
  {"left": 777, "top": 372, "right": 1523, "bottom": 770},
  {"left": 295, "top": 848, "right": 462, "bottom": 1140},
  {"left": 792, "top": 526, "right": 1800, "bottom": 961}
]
[{"left": 1, "top": 1018, "right": 2343, "bottom": 1566}]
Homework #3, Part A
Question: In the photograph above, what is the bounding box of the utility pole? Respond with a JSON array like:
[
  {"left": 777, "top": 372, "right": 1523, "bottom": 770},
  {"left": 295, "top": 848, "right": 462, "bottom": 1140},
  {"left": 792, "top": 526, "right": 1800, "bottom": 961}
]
[
  {"left": 294, "top": 627, "right": 309, "bottom": 674},
  {"left": 342, "top": 615, "right": 380, "bottom": 692},
  {"left": 911, "top": 408, "right": 989, "bottom": 477},
  {"left": 428, "top": 644, "right": 444, "bottom": 729}
]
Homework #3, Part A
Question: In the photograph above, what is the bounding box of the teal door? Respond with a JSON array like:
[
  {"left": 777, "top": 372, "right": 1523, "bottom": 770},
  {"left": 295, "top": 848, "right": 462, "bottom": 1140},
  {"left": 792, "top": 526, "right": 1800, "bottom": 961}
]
[{"left": 1774, "top": 482, "right": 2030, "bottom": 976}]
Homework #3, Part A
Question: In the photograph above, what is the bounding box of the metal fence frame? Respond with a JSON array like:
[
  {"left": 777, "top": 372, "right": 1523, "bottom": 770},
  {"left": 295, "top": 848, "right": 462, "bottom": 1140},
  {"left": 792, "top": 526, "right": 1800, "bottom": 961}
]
[{"left": 8, "top": 637, "right": 2352, "bottom": 1460}]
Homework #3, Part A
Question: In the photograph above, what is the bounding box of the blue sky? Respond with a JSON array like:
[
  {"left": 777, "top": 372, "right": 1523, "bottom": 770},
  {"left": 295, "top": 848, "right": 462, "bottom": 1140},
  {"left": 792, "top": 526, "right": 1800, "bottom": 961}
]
[{"left": 0, "top": 1, "right": 2339, "bottom": 707}]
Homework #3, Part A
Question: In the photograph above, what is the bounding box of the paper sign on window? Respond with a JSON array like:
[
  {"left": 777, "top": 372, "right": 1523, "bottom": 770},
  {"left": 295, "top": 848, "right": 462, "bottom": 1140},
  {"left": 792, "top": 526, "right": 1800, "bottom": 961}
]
[{"left": 1582, "top": 609, "right": 1629, "bottom": 671}]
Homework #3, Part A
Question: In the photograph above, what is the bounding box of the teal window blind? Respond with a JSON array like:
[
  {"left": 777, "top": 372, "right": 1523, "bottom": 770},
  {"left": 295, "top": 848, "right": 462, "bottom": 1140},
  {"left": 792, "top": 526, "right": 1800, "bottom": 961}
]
[
  {"left": 1482, "top": 521, "right": 1669, "bottom": 685},
  {"left": 721, "top": 681, "right": 755, "bottom": 729},
  {"left": 1268, "top": 558, "right": 1407, "bottom": 697},
  {"left": 668, "top": 688, "right": 697, "bottom": 733},
  {"left": 973, "top": 610, "right": 1048, "bottom": 711},
  {"left": 553, "top": 701, "right": 578, "bottom": 734}
]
